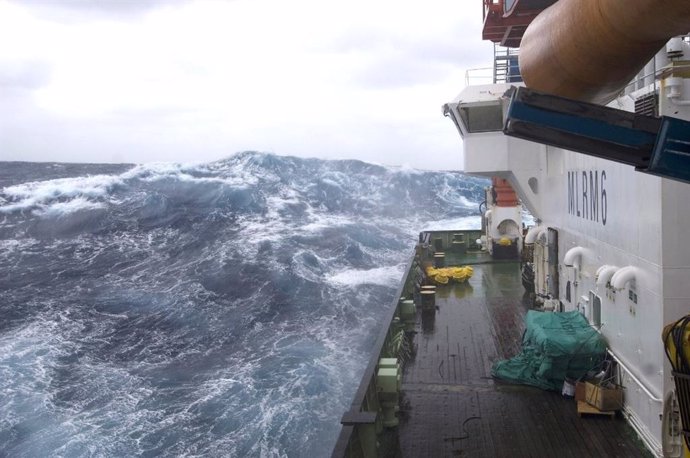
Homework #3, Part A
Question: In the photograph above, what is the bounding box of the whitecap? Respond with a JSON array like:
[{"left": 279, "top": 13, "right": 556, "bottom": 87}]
[
  {"left": 0, "top": 174, "right": 123, "bottom": 214},
  {"left": 457, "top": 195, "right": 478, "bottom": 208},
  {"left": 326, "top": 264, "right": 406, "bottom": 287},
  {"left": 422, "top": 216, "right": 482, "bottom": 231},
  {"left": 34, "top": 197, "right": 105, "bottom": 217},
  {"left": 388, "top": 163, "right": 423, "bottom": 175}
]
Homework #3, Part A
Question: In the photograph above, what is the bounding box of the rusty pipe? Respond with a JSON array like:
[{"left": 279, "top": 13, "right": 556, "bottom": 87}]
[{"left": 519, "top": 0, "right": 690, "bottom": 104}]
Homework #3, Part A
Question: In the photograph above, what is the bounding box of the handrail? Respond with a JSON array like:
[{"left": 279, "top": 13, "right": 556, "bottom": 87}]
[
  {"left": 607, "top": 348, "right": 663, "bottom": 403},
  {"left": 623, "top": 60, "right": 690, "bottom": 92},
  {"left": 465, "top": 67, "right": 494, "bottom": 86}
]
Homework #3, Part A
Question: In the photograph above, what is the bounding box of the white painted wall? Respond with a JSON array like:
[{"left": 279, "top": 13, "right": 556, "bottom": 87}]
[
  {"left": 452, "top": 67, "right": 690, "bottom": 453},
  {"left": 548, "top": 148, "right": 665, "bottom": 452},
  {"left": 464, "top": 133, "right": 546, "bottom": 217},
  {"left": 459, "top": 93, "right": 669, "bottom": 451}
]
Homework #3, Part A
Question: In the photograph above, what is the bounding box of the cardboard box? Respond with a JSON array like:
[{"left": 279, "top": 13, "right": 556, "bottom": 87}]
[
  {"left": 575, "top": 381, "right": 587, "bottom": 402},
  {"left": 585, "top": 381, "right": 623, "bottom": 411}
]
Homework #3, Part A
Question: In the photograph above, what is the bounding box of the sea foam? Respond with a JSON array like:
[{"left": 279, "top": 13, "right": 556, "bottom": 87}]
[{"left": 0, "top": 153, "right": 489, "bottom": 457}]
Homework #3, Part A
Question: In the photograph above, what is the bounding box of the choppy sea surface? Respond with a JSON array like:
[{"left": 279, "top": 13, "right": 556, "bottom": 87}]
[{"left": 0, "top": 152, "right": 486, "bottom": 457}]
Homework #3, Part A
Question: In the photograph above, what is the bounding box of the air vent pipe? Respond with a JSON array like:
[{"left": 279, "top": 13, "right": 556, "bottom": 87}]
[
  {"left": 611, "top": 266, "right": 641, "bottom": 290},
  {"left": 563, "top": 246, "right": 585, "bottom": 269},
  {"left": 595, "top": 265, "right": 619, "bottom": 287},
  {"left": 519, "top": 0, "right": 690, "bottom": 104},
  {"left": 524, "top": 225, "right": 546, "bottom": 244}
]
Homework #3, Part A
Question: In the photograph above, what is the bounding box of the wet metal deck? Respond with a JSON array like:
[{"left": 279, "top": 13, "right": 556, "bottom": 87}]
[{"left": 398, "top": 260, "right": 650, "bottom": 457}]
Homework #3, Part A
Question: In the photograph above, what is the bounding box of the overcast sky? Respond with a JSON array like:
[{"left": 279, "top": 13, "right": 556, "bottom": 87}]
[{"left": 0, "top": 0, "right": 493, "bottom": 170}]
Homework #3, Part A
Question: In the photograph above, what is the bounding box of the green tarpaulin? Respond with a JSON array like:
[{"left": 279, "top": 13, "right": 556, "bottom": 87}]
[{"left": 492, "top": 310, "right": 606, "bottom": 390}]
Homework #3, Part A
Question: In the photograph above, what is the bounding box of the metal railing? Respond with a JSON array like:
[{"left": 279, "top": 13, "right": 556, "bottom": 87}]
[
  {"left": 608, "top": 348, "right": 663, "bottom": 403},
  {"left": 494, "top": 43, "right": 521, "bottom": 84}
]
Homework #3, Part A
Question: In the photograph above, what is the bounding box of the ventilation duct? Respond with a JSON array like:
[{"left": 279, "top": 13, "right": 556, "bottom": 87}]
[
  {"left": 611, "top": 266, "right": 641, "bottom": 290},
  {"left": 595, "top": 265, "right": 619, "bottom": 287},
  {"left": 525, "top": 225, "right": 546, "bottom": 244},
  {"left": 564, "top": 246, "right": 585, "bottom": 268}
]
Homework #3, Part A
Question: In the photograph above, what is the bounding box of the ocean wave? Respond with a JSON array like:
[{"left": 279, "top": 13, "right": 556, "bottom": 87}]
[
  {"left": 422, "top": 215, "right": 482, "bottom": 231},
  {"left": 0, "top": 174, "right": 123, "bottom": 214},
  {"left": 0, "top": 152, "right": 489, "bottom": 456},
  {"left": 33, "top": 197, "right": 106, "bottom": 217},
  {"left": 326, "top": 264, "right": 407, "bottom": 287}
]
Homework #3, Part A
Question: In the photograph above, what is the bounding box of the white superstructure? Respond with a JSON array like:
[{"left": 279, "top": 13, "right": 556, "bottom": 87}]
[{"left": 444, "top": 40, "right": 690, "bottom": 457}]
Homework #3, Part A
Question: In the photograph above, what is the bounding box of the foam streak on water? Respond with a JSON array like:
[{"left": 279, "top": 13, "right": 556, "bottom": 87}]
[{"left": 0, "top": 153, "right": 486, "bottom": 456}]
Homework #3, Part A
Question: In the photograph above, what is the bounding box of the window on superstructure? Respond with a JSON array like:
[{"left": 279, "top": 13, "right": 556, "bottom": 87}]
[{"left": 459, "top": 104, "right": 503, "bottom": 133}]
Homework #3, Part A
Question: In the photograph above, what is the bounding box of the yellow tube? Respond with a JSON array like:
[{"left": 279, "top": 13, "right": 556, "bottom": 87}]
[{"left": 519, "top": 0, "right": 690, "bottom": 104}]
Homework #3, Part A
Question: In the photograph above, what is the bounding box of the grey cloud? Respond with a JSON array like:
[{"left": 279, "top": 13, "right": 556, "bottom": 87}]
[
  {"left": 0, "top": 94, "right": 228, "bottom": 164},
  {"left": 326, "top": 18, "right": 492, "bottom": 89},
  {"left": 8, "top": 0, "right": 193, "bottom": 22},
  {"left": 352, "top": 52, "right": 446, "bottom": 88},
  {"left": 409, "top": 39, "right": 494, "bottom": 67},
  {"left": 349, "top": 39, "right": 492, "bottom": 89},
  {"left": 0, "top": 59, "right": 52, "bottom": 89},
  {"left": 325, "top": 27, "right": 388, "bottom": 53}
]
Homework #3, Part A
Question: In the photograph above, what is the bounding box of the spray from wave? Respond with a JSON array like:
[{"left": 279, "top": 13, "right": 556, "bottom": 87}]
[{"left": 0, "top": 152, "right": 487, "bottom": 456}]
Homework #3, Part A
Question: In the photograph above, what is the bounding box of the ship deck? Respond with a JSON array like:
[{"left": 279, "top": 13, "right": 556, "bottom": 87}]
[{"left": 397, "top": 255, "right": 651, "bottom": 457}]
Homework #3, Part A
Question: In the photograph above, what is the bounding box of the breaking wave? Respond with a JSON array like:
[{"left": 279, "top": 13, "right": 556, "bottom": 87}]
[{"left": 0, "top": 152, "right": 487, "bottom": 457}]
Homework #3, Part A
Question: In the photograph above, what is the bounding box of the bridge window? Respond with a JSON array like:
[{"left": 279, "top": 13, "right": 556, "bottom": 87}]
[{"left": 459, "top": 103, "right": 503, "bottom": 133}]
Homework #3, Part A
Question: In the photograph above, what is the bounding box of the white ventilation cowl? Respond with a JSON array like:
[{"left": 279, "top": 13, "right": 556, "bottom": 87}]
[
  {"left": 610, "top": 266, "right": 640, "bottom": 290},
  {"left": 564, "top": 246, "right": 586, "bottom": 268},
  {"left": 525, "top": 226, "right": 546, "bottom": 244},
  {"left": 595, "top": 265, "right": 619, "bottom": 287}
]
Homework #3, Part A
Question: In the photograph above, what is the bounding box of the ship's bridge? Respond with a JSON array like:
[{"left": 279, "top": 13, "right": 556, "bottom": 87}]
[{"left": 443, "top": 83, "right": 545, "bottom": 218}]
